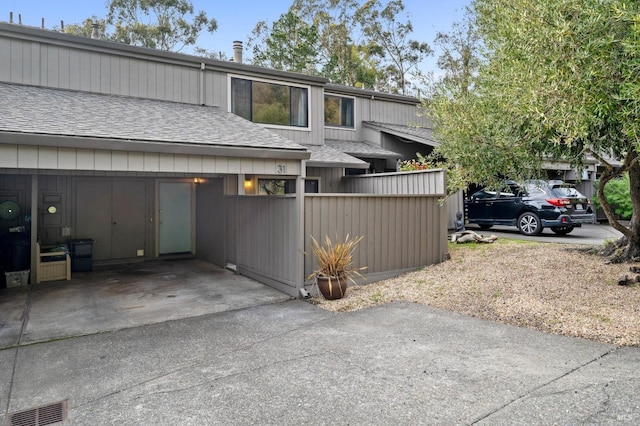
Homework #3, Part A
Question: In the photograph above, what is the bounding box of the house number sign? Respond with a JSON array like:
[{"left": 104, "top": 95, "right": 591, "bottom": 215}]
[{"left": 276, "top": 164, "right": 286, "bottom": 174}]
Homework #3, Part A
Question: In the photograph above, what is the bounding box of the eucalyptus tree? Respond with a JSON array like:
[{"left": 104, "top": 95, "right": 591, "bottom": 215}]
[
  {"left": 356, "top": 0, "right": 432, "bottom": 95},
  {"left": 248, "top": 6, "right": 320, "bottom": 74},
  {"left": 106, "top": 0, "right": 218, "bottom": 51},
  {"left": 432, "top": 8, "right": 481, "bottom": 97}
]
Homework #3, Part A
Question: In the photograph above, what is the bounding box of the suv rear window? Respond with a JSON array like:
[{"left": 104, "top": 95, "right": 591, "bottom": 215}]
[{"left": 550, "top": 186, "right": 580, "bottom": 197}]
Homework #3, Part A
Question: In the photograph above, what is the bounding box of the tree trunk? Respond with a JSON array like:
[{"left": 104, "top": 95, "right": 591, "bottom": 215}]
[
  {"left": 599, "top": 149, "right": 640, "bottom": 262},
  {"left": 620, "top": 157, "right": 640, "bottom": 260}
]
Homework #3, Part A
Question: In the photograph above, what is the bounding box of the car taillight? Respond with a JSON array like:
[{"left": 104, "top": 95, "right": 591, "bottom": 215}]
[{"left": 546, "top": 198, "right": 570, "bottom": 207}]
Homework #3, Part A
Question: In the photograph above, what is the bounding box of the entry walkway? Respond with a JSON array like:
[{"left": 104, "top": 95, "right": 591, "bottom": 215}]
[{"left": 0, "top": 259, "right": 292, "bottom": 348}]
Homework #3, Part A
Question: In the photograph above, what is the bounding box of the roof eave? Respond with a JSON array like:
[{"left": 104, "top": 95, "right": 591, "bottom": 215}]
[{"left": 306, "top": 160, "right": 369, "bottom": 169}]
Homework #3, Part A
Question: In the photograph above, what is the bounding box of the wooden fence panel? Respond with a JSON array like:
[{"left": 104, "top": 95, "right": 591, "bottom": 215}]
[
  {"left": 304, "top": 194, "right": 447, "bottom": 283},
  {"left": 343, "top": 169, "right": 446, "bottom": 196}
]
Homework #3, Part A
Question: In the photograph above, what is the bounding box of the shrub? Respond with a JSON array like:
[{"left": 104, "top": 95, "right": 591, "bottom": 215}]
[{"left": 592, "top": 173, "right": 633, "bottom": 220}]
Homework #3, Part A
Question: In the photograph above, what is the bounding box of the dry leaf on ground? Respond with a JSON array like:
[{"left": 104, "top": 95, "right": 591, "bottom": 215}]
[{"left": 309, "top": 240, "right": 640, "bottom": 346}]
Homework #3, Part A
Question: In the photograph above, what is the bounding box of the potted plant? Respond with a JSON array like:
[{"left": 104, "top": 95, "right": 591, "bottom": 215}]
[{"left": 308, "top": 234, "right": 366, "bottom": 300}]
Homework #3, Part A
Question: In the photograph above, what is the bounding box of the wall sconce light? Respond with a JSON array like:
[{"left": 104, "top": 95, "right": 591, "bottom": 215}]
[
  {"left": 193, "top": 177, "right": 201, "bottom": 184},
  {"left": 244, "top": 176, "right": 253, "bottom": 190}
]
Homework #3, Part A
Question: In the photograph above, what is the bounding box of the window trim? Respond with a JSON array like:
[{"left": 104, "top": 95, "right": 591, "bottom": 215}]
[
  {"left": 324, "top": 93, "right": 356, "bottom": 131},
  {"left": 304, "top": 177, "right": 321, "bottom": 193},
  {"left": 228, "top": 74, "right": 312, "bottom": 131}
]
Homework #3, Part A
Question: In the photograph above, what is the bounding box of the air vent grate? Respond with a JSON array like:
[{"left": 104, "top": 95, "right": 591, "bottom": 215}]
[{"left": 7, "top": 401, "right": 67, "bottom": 426}]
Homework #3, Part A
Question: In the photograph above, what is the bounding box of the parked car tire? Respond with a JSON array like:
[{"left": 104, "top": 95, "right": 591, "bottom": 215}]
[
  {"left": 517, "top": 212, "right": 542, "bottom": 236},
  {"left": 551, "top": 225, "right": 574, "bottom": 235},
  {"left": 479, "top": 224, "right": 493, "bottom": 230}
]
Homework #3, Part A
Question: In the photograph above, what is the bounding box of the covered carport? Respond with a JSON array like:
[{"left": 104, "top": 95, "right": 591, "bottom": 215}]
[{"left": 0, "top": 82, "right": 309, "bottom": 293}]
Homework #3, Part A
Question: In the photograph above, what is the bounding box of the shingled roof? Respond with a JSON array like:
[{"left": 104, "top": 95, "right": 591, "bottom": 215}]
[
  {"left": 325, "top": 139, "right": 402, "bottom": 159},
  {"left": 362, "top": 121, "right": 438, "bottom": 147},
  {"left": 0, "top": 82, "right": 310, "bottom": 159},
  {"left": 304, "top": 144, "right": 369, "bottom": 169}
]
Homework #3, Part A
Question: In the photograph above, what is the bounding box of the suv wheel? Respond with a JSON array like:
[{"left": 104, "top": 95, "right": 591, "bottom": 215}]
[
  {"left": 517, "top": 212, "right": 542, "bottom": 236},
  {"left": 551, "top": 225, "right": 574, "bottom": 235}
]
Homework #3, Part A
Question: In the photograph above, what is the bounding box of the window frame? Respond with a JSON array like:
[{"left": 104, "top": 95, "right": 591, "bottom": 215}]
[
  {"left": 324, "top": 93, "right": 356, "bottom": 130},
  {"left": 228, "top": 74, "right": 311, "bottom": 131}
]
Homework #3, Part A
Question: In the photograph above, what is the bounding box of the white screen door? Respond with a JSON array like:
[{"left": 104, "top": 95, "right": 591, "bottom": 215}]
[{"left": 159, "top": 182, "right": 192, "bottom": 254}]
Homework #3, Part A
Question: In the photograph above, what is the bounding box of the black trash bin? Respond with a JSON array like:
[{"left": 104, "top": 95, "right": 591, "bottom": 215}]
[
  {"left": 1, "top": 232, "right": 30, "bottom": 272},
  {"left": 68, "top": 239, "right": 94, "bottom": 272}
]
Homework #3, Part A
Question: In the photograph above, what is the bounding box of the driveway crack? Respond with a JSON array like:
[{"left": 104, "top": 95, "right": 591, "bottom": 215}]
[{"left": 470, "top": 346, "right": 619, "bottom": 425}]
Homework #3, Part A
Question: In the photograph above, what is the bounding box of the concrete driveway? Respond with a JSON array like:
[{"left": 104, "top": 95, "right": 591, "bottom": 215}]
[
  {"left": 1, "top": 301, "right": 638, "bottom": 425},
  {"left": 0, "top": 259, "right": 292, "bottom": 348}
]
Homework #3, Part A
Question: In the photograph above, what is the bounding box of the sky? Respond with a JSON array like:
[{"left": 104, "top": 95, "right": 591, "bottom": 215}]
[{"left": 1, "top": 0, "right": 470, "bottom": 75}]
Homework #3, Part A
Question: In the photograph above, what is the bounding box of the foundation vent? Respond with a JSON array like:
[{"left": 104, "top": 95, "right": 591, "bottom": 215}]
[{"left": 6, "top": 401, "right": 67, "bottom": 426}]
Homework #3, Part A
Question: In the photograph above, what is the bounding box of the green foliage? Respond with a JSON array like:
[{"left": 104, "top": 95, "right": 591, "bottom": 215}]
[
  {"left": 248, "top": 7, "right": 320, "bottom": 73},
  {"left": 430, "top": 0, "right": 640, "bottom": 203},
  {"left": 399, "top": 152, "right": 430, "bottom": 171},
  {"left": 65, "top": 0, "right": 217, "bottom": 52},
  {"left": 592, "top": 174, "right": 633, "bottom": 220},
  {"left": 431, "top": 8, "right": 482, "bottom": 97},
  {"left": 249, "top": 0, "right": 430, "bottom": 93},
  {"left": 57, "top": 17, "right": 109, "bottom": 38},
  {"left": 106, "top": 0, "right": 218, "bottom": 51},
  {"left": 355, "top": 0, "right": 432, "bottom": 94}
]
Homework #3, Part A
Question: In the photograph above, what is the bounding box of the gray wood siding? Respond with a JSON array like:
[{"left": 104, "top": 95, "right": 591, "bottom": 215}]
[
  {"left": 0, "top": 144, "right": 302, "bottom": 175},
  {"left": 324, "top": 95, "right": 429, "bottom": 142},
  {"left": 0, "top": 174, "right": 31, "bottom": 233},
  {"left": 369, "top": 99, "right": 430, "bottom": 127},
  {"left": 446, "top": 191, "right": 465, "bottom": 230},
  {"left": 203, "top": 70, "right": 227, "bottom": 108},
  {"left": 37, "top": 175, "right": 72, "bottom": 245},
  {"left": 230, "top": 196, "right": 299, "bottom": 292},
  {"left": 0, "top": 37, "right": 201, "bottom": 102},
  {"left": 306, "top": 167, "right": 345, "bottom": 193},
  {"left": 343, "top": 170, "right": 446, "bottom": 196},
  {"left": 304, "top": 194, "right": 448, "bottom": 282},
  {"left": 195, "top": 178, "right": 226, "bottom": 267}
]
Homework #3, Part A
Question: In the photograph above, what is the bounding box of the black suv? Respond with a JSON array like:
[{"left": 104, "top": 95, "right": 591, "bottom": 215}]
[{"left": 465, "top": 180, "right": 594, "bottom": 236}]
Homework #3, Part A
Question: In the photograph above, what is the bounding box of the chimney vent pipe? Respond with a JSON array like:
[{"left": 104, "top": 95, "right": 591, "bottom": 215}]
[
  {"left": 91, "top": 23, "right": 100, "bottom": 39},
  {"left": 233, "top": 41, "right": 243, "bottom": 64}
]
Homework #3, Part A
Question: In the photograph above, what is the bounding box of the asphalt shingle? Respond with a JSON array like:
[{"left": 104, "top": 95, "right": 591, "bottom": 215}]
[{"left": 0, "top": 82, "right": 307, "bottom": 152}]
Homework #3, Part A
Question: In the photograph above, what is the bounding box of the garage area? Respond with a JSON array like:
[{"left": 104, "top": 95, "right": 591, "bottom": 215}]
[{"left": 0, "top": 258, "right": 292, "bottom": 348}]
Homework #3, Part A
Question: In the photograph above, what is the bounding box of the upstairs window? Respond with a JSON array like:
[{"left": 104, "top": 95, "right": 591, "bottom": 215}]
[
  {"left": 231, "top": 77, "right": 309, "bottom": 128},
  {"left": 324, "top": 94, "right": 354, "bottom": 128}
]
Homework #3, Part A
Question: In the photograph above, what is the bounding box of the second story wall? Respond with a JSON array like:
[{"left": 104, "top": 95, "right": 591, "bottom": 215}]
[
  {"left": 324, "top": 85, "right": 430, "bottom": 143},
  {"left": 0, "top": 23, "right": 326, "bottom": 146},
  {"left": 0, "top": 32, "right": 202, "bottom": 103}
]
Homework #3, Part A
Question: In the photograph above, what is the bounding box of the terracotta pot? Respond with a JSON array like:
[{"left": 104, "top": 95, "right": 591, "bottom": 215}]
[{"left": 316, "top": 275, "right": 348, "bottom": 300}]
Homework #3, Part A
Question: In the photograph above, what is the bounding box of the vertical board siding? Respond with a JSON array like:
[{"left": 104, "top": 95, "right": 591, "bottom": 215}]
[
  {"left": 232, "top": 196, "right": 298, "bottom": 288},
  {"left": 304, "top": 194, "right": 447, "bottom": 281},
  {"left": 306, "top": 167, "right": 345, "bottom": 193},
  {"left": 343, "top": 170, "right": 445, "bottom": 196},
  {"left": 1, "top": 37, "right": 201, "bottom": 103},
  {"left": 0, "top": 145, "right": 302, "bottom": 175}
]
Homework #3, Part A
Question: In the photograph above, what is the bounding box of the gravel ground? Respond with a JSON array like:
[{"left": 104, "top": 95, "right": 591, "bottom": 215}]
[{"left": 309, "top": 240, "right": 640, "bottom": 347}]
